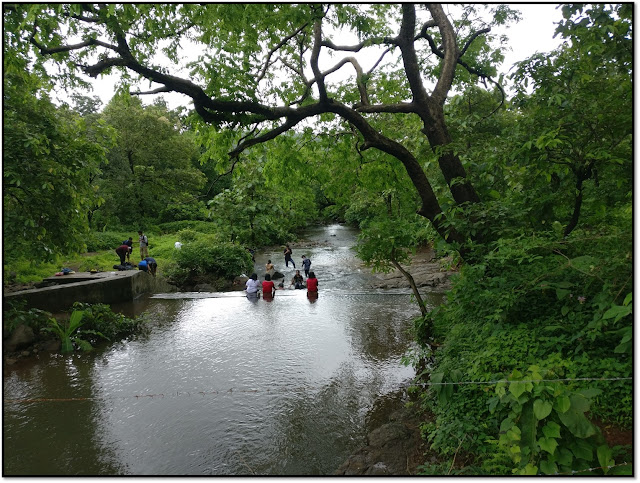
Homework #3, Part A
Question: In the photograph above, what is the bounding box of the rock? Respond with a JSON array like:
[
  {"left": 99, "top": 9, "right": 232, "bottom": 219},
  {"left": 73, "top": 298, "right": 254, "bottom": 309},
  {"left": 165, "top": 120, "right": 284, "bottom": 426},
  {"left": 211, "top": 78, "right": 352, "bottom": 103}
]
[
  {"left": 368, "top": 422, "right": 410, "bottom": 448},
  {"left": 5, "top": 358, "right": 17, "bottom": 366},
  {"left": 272, "top": 271, "right": 285, "bottom": 280},
  {"left": 40, "top": 339, "right": 61, "bottom": 352},
  {"left": 21, "top": 351, "right": 30, "bottom": 357},
  {"left": 194, "top": 283, "right": 215, "bottom": 292},
  {"left": 6, "top": 325, "right": 35, "bottom": 352}
]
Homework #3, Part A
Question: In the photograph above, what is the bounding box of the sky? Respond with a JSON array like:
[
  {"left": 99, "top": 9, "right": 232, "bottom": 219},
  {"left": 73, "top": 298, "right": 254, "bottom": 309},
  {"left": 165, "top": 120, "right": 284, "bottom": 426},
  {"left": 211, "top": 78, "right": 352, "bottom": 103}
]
[{"left": 56, "top": 3, "right": 567, "bottom": 110}]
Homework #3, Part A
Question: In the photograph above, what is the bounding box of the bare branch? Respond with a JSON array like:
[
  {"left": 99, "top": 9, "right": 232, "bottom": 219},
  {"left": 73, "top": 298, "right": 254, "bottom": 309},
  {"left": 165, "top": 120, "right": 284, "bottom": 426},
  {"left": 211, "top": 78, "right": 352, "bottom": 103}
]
[
  {"left": 256, "top": 21, "right": 309, "bottom": 83},
  {"left": 366, "top": 46, "right": 393, "bottom": 75},
  {"left": 460, "top": 27, "right": 491, "bottom": 57}
]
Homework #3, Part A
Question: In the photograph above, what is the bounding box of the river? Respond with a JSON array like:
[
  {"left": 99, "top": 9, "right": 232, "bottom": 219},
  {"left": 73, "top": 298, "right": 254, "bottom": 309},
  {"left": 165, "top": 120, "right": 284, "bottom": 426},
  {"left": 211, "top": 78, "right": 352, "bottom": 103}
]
[{"left": 3, "top": 224, "right": 443, "bottom": 475}]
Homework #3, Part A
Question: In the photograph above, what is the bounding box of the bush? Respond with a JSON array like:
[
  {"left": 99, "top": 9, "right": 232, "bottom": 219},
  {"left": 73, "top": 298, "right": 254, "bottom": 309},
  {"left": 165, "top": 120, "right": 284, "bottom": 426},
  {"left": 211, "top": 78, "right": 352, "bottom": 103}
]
[
  {"left": 3, "top": 299, "right": 53, "bottom": 335},
  {"left": 72, "top": 302, "right": 148, "bottom": 342},
  {"left": 176, "top": 228, "right": 199, "bottom": 242},
  {"left": 157, "top": 220, "right": 219, "bottom": 234},
  {"left": 167, "top": 240, "right": 253, "bottom": 286},
  {"left": 413, "top": 227, "right": 632, "bottom": 471}
]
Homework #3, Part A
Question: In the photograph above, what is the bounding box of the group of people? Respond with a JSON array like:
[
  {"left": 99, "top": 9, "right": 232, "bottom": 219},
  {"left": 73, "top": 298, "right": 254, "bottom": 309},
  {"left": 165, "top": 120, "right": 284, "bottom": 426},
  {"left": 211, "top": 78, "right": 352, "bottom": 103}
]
[
  {"left": 245, "top": 247, "right": 318, "bottom": 300},
  {"left": 245, "top": 271, "right": 318, "bottom": 299},
  {"left": 114, "top": 230, "right": 157, "bottom": 276}
]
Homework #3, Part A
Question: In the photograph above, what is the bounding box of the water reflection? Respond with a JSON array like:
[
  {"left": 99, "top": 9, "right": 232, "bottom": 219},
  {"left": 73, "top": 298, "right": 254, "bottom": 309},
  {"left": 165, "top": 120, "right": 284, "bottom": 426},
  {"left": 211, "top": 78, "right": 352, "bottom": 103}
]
[{"left": 4, "top": 224, "right": 444, "bottom": 475}]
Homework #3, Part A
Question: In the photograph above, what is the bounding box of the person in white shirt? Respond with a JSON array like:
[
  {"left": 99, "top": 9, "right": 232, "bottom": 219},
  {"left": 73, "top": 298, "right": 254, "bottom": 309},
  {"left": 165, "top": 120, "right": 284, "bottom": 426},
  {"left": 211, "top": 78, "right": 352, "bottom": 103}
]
[{"left": 245, "top": 273, "right": 260, "bottom": 295}]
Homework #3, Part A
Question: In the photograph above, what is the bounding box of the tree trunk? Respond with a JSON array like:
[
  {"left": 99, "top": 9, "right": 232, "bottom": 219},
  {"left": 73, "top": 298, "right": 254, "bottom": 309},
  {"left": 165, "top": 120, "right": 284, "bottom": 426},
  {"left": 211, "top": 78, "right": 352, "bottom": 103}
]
[{"left": 390, "top": 252, "right": 427, "bottom": 317}]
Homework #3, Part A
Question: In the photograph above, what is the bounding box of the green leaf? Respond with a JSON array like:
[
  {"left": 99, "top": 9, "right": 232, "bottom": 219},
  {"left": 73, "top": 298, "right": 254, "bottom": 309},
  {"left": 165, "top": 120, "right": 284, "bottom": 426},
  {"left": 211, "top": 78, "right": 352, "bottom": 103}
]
[
  {"left": 60, "top": 336, "right": 74, "bottom": 353},
  {"left": 533, "top": 399, "right": 553, "bottom": 420},
  {"left": 519, "top": 463, "right": 538, "bottom": 475},
  {"left": 557, "top": 408, "right": 597, "bottom": 439},
  {"left": 542, "top": 421, "right": 561, "bottom": 439},
  {"left": 509, "top": 381, "right": 527, "bottom": 398},
  {"left": 539, "top": 458, "right": 558, "bottom": 475},
  {"left": 602, "top": 304, "right": 632, "bottom": 322},
  {"left": 571, "top": 439, "right": 593, "bottom": 461},
  {"left": 556, "top": 447, "right": 573, "bottom": 467},
  {"left": 596, "top": 445, "right": 613, "bottom": 474},
  {"left": 553, "top": 396, "right": 571, "bottom": 413},
  {"left": 538, "top": 436, "right": 558, "bottom": 454}
]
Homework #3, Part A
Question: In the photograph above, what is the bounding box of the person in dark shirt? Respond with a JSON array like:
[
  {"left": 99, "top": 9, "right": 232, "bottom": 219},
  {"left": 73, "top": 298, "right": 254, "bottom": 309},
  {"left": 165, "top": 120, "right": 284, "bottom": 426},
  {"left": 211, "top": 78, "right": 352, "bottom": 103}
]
[
  {"left": 123, "top": 237, "right": 133, "bottom": 261},
  {"left": 290, "top": 270, "right": 304, "bottom": 289},
  {"left": 144, "top": 256, "right": 158, "bottom": 277}
]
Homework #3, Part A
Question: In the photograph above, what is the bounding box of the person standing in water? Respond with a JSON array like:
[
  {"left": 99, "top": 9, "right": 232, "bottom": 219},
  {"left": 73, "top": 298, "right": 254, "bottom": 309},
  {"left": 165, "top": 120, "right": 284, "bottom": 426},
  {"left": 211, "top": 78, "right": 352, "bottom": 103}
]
[
  {"left": 262, "top": 273, "right": 276, "bottom": 298},
  {"left": 245, "top": 273, "right": 260, "bottom": 296},
  {"left": 284, "top": 244, "right": 295, "bottom": 268},
  {"left": 265, "top": 259, "right": 275, "bottom": 277},
  {"left": 306, "top": 271, "right": 318, "bottom": 293},
  {"left": 301, "top": 255, "right": 311, "bottom": 278}
]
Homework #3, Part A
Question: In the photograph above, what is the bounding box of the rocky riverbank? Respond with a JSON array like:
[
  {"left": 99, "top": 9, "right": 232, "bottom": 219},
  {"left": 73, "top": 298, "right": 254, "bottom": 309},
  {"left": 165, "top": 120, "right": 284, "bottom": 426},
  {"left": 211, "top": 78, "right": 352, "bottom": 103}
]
[
  {"left": 368, "top": 246, "right": 455, "bottom": 292},
  {"left": 334, "top": 390, "right": 430, "bottom": 475}
]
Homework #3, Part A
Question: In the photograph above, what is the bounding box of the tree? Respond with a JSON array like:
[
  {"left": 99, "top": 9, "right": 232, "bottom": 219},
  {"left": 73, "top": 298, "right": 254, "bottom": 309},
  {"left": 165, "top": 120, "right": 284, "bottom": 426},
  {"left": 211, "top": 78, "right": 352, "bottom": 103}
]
[
  {"left": 94, "top": 94, "right": 207, "bottom": 228},
  {"left": 3, "top": 70, "right": 112, "bottom": 259},
  {"left": 8, "top": 3, "right": 518, "bottom": 254},
  {"left": 509, "top": 3, "right": 632, "bottom": 237}
]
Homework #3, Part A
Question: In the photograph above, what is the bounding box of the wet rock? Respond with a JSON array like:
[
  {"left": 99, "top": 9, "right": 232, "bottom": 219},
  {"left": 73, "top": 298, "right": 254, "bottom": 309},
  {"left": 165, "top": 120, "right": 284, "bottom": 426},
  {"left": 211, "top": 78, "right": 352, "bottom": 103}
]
[
  {"left": 335, "top": 404, "right": 426, "bottom": 476},
  {"left": 272, "top": 271, "right": 285, "bottom": 280},
  {"left": 40, "top": 339, "right": 61, "bottom": 352},
  {"left": 6, "top": 324, "right": 35, "bottom": 352},
  {"left": 5, "top": 358, "right": 17, "bottom": 366},
  {"left": 21, "top": 351, "right": 30, "bottom": 357},
  {"left": 368, "top": 422, "right": 410, "bottom": 448},
  {"left": 194, "top": 283, "right": 215, "bottom": 292}
]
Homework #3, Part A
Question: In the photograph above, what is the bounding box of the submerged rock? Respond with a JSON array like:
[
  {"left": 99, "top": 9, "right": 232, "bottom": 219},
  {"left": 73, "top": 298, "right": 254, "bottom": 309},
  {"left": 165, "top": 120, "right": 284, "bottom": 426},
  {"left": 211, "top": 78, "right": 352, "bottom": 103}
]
[{"left": 5, "top": 324, "right": 35, "bottom": 352}]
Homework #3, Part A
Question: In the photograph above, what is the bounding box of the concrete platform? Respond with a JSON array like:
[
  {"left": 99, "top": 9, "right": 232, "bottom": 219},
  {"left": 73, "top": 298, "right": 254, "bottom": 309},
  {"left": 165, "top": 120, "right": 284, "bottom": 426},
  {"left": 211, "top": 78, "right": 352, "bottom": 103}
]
[{"left": 4, "top": 270, "right": 173, "bottom": 313}]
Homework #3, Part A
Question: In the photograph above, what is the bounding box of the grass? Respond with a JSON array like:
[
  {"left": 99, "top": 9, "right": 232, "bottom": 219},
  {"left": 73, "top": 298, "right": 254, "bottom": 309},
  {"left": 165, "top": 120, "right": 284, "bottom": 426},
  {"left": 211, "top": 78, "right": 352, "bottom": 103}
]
[{"left": 4, "top": 233, "right": 184, "bottom": 287}]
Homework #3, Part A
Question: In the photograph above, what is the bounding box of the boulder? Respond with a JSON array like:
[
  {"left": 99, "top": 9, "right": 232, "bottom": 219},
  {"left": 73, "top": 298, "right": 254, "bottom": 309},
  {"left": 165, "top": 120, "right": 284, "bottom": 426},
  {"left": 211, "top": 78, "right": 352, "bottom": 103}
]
[
  {"left": 5, "top": 324, "right": 35, "bottom": 352},
  {"left": 40, "top": 339, "right": 61, "bottom": 352},
  {"left": 272, "top": 271, "right": 285, "bottom": 280}
]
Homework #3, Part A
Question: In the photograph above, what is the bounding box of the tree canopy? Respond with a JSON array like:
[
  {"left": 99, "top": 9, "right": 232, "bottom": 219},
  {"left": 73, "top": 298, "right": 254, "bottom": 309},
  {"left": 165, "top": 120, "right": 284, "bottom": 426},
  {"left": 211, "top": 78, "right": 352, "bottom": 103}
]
[{"left": 6, "top": 3, "right": 523, "bottom": 251}]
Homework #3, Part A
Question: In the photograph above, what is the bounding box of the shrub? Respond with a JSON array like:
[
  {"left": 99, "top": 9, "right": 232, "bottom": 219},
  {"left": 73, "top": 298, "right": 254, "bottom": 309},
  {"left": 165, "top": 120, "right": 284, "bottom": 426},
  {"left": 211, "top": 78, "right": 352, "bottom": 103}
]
[
  {"left": 72, "top": 302, "right": 148, "bottom": 342},
  {"left": 3, "top": 299, "right": 53, "bottom": 335},
  {"left": 167, "top": 240, "right": 253, "bottom": 285},
  {"left": 157, "top": 220, "right": 218, "bottom": 234},
  {"left": 413, "top": 227, "right": 632, "bottom": 470}
]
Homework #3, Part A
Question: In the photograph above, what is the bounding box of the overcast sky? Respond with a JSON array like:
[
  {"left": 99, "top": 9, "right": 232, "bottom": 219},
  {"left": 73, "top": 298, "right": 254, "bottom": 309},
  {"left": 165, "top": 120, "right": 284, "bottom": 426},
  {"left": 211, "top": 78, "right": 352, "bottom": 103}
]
[{"left": 57, "top": 4, "right": 566, "bottom": 110}]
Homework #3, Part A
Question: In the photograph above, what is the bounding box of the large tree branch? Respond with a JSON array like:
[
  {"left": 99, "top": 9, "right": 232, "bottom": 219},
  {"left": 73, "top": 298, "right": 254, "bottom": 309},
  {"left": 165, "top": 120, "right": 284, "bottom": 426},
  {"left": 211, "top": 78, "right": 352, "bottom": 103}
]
[{"left": 427, "top": 4, "right": 459, "bottom": 105}]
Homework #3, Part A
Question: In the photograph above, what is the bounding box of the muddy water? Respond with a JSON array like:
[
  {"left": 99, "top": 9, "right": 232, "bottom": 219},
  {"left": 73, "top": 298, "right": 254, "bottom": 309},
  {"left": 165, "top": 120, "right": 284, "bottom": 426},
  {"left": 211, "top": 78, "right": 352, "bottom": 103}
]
[{"left": 3, "top": 224, "right": 443, "bottom": 475}]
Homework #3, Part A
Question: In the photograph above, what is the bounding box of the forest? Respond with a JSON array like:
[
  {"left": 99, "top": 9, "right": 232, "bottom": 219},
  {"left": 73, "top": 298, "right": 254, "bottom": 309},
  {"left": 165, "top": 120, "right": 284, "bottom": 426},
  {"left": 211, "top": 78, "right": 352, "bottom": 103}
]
[{"left": 3, "top": 3, "right": 632, "bottom": 475}]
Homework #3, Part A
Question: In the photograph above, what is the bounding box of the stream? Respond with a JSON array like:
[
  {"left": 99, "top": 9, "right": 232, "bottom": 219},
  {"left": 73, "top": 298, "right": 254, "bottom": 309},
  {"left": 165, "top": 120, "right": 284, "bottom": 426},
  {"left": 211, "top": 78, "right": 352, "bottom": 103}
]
[{"left": 3, "top": 224, "right": 444, "bottom": 475}]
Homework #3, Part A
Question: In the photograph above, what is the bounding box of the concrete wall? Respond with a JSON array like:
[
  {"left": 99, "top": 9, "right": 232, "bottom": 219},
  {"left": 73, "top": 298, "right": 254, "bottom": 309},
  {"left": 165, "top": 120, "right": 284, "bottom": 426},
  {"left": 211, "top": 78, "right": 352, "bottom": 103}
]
[{"left": 4, "top": 271, "right": 164, "bottom": 313}]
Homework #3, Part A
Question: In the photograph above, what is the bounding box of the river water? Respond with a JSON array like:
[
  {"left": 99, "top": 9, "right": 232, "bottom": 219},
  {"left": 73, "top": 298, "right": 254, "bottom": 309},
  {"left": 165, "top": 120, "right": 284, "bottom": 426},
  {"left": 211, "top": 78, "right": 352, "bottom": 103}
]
[{"left": 3, "top": 224, "right": 443, "bottom": 475}]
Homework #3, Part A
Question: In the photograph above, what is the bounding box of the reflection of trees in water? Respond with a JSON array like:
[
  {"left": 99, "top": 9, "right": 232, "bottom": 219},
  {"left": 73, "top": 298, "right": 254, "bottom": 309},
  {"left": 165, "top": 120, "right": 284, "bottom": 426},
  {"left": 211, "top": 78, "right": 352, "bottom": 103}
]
[
  {"left": 264, "top": 367, "right": 373, "bottom": 475},
  {"left": 4, "top": 356, "right": 125, "bottom": 475},
  {"left": 345, "top": 297, "right": 418, "bottom": 362}
]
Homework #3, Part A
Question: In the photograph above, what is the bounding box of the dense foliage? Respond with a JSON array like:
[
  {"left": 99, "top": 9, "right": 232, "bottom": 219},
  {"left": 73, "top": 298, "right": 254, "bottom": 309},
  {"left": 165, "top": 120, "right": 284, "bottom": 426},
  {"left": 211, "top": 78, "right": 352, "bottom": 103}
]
[{"left": 2, "top": 2, "right": 632, "bottom": 476}]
